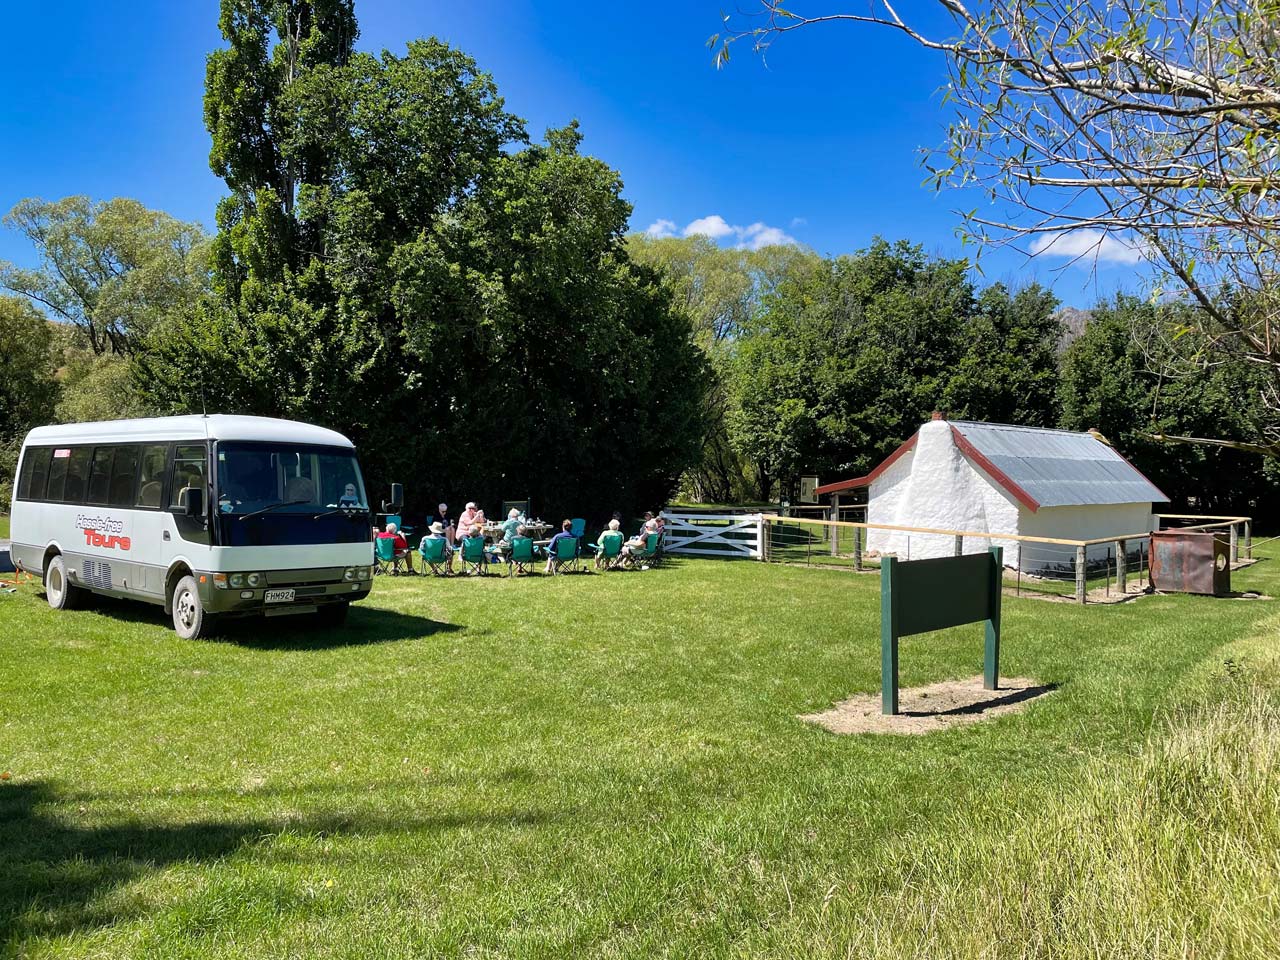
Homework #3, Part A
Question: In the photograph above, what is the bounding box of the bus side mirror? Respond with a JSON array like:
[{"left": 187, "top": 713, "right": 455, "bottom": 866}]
[
  {"left": 383, "top": 483, "right": 403, "bottom": 513},
  {"left": 179, "top": 486, "right": 205, "bottom": 518}
]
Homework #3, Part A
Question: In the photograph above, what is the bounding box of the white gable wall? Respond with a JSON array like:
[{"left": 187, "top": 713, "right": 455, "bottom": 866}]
[{"left": 866, "top": 420, "right": 1023, "bottom": 564}]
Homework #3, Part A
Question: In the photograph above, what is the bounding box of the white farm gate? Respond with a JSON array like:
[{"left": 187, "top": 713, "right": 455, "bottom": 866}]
[{"left": 659, "top": 512, "right": 763, "bottom": 559}]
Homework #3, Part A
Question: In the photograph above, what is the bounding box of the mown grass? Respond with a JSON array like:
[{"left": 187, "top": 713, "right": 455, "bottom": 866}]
[
  {"left": 1, "top": 552, "right": 1278, "bottom": 957},
  {"left": 0, "top": 514, "right": 10, "bottom": 540}
]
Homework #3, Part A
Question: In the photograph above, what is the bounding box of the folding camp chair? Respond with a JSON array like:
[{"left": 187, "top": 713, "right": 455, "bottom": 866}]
[
  {"left": 374, "top": 536, "right": 408, "bottom": 575},
  {"left": 506, "top": 536, "right": 536, "bottom": 576},
  {"left": 593, "top": 531, "right": 624, "bottom": 570},
  {"left": 459, "top": 536, "right": 490, "bottom": 576},
  {"left": 570, "top": 517, "right": 586, "bottom": 538},
  {"left": 623, "top": 533, "right": 659, "bottom": 568},
  {"left": 419, "top": 536, "right": 451, "bottom": 576},
  {"left": 548, "top": 535, "right": 581, "bottom": 575},
  {"left": 385, "top": 513, "right": 414, "bottom": 540}
]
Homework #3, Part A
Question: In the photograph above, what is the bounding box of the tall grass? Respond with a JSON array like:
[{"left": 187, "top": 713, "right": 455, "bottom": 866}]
[{"left": 788, "top": 670, "right": 1280, "bottom": 959}]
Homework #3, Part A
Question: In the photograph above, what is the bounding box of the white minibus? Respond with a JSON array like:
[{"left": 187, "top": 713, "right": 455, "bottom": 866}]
[{"left": 9, "top": 415, "right": 375, "bottom": 639}]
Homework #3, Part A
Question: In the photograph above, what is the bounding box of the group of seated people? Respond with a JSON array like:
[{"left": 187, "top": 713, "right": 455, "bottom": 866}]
[{"left": 376, "top": 506, "right": 664, "bottom": 575}]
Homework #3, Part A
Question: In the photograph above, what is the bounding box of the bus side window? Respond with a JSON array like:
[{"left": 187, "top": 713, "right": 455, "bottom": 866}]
[
  {"left": 17, "top": 447, "right": 52, "bottom": 501},
  {"left": 170, "top": 445, "right": 206, "bottom": 509},
  {"left": 136, "top": 445, "right": 168, "bottom": 508},
  {"left": 45, "top": 450, "right": 70, "bottom": 502},
  {"left": 108, "top": 446, "right": 140, "bottom": 507},
  {"left": 63, "top": 448, "right": 91, "bottom": 503},
  {"left": 87, "top": 448, "right": 114, "bottom": 505}
]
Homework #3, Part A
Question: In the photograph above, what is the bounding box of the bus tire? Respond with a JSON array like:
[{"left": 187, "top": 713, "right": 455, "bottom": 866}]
[
  {"left": 316, "top": 602, "right": 349, "bottom": 627},
  {"left": 45, "top": 554, "right": 84, "bottom": 611},
  {"left": 171, "top": 575, "right": 214, "bottom": 640}
]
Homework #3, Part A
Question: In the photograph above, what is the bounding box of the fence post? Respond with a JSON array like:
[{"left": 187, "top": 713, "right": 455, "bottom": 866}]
[
  {"left": 1116, "top": 539, "right": 1127, "bottom": 594},
  {"left": 1230, "top": 523, "right": 1239, "bottom": 563},
  {"left": 854, "top": 526, "right": 863, "bottom": 572},
  {"left": 1246, "top": 520, "right": 1253, "bottom": 559},
  {"left": 759, "top": 515, "right": 770, "bottom": 562},
  {"left": 829, "top": 494, "right": 841, "bottom": 557},
  {"left": 953, "top": 534, "right": 964, "bottom": 556},
  {"left": 1075, "top": 544, "right": 1087, "bottom": 604}
]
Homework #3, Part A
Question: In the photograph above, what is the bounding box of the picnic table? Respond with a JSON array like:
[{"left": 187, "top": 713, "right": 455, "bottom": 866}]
[{"left": 482, "top": 521, "right": 551, "bottom": 540}]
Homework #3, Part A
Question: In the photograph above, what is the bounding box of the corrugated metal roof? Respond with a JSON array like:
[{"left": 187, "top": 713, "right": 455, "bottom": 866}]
[{"left": 950, "top": 420, "right": 1168, "bottom": 507}]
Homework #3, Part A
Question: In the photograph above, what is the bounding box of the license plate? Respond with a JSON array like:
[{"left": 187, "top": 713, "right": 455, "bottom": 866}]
[{"left": 264, "top": 589, "right": 295, "bottom": 604}]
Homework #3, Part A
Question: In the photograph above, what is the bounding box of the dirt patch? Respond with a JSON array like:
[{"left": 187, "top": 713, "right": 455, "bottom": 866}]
[{"left": 801, "top": 675, "right": 1056, "bottom": 736}]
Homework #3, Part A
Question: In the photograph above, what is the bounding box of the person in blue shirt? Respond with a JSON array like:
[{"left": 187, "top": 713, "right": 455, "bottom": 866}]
[{"left": 543, "top": 519, "right": 576, "bottom": 573}]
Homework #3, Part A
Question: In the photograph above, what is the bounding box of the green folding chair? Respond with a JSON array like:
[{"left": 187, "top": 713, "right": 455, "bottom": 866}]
[
  {"left": 594, "top": 531, "right": 624, "bottom": 570},
  {"left": 374, "top": 536, "right": 407, "bottom": 575},
  {"left": 419, "top": 537, "right": 451, "bottom": 576},
  {"left": 548, "top": 535, "right": 580, "bottom": 575},
  {"left": 570, "top": 517, "right": 586, "bottom": 538},
  {"left": 459, "top": 536, "right": 490, "bottom": 576},
  {"left": 624, "top": 533, "right": 659, "bottom": 568},
  {"left": 506, "top": 536, "right": 535, "bottom": 576}
]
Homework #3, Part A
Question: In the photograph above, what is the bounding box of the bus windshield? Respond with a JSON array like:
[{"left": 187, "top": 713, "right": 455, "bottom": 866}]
[{"left": 215, "top": 442, "right": 370, "bottom": 546}]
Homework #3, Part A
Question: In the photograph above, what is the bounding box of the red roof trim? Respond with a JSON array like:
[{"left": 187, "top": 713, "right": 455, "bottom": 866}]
[
  {"left": 815, "top": 433, "right": 918, "bottom": 496},
  {"left": 949, "top": 425, "right": 1042, "bottom": 513},
  {"left": 814, "top": 474, "right": 871, "bottom": 496}
]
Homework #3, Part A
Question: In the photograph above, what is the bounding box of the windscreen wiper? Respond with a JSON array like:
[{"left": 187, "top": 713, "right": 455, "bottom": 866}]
[
  {"left": 237, "top": 499, "right": 310, "bottom": 521},
  {"left": 312, "top": 505, "right": 368, "bottom": 520}
]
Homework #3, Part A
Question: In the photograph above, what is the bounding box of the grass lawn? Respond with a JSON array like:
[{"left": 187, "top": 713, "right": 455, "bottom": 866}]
[
  {"left": 0, "top": 514, "right": 9, "bottom": 540},
  {"left": 2, "top": 554, "right": 1278, "bottom": 957}
]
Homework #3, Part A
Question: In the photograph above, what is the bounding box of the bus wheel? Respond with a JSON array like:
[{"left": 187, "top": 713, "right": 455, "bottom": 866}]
[
  {"left": 45, "top": 555, "right": 83, "bottom": 611},
  {"left": 316, "top": 602, "right": 349, "bottom": 627},
  {"left": 171, "top": 575, "right": 213, "bottom": 640}
]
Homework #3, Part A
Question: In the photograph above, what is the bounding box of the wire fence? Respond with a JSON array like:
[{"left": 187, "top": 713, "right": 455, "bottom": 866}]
[
  {"left": 762, "top": 513, "right": 1256, "bottom": 604},
  {"left": 658, "top": 508, "right": 1253, "bottom": 605}
]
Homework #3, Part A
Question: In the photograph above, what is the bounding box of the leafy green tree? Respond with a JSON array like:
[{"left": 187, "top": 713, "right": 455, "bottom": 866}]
[
  {"left": 1060, "top": 296, "right": 1280, "bottom": 516},
  {"left": 626, "top": 234, "right": 821, "bottom": 502},
  {"left": 144, "top": 2, "right": 705, "bottom": 516},
  {"left": 0, "top": 197, "right": 208, "bottom": 355},
  {"left": 726, "top": 240, "right": 1063, "bottom": 498},
  {"left": 0, "top": 296, "right": 60, "bottom": 503}
]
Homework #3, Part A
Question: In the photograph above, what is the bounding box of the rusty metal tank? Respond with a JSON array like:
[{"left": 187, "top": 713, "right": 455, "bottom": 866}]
[{"left": 1150, "top": 530, "right": 1231, "bottom": 596}]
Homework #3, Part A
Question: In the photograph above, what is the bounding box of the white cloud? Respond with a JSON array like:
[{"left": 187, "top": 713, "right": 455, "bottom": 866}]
[
  {"left": 683, "top": 214, "right": 737, "bottom": 241},
  {"left": 644, "top": 218, "right": 678, "bottom": 239},
  {"left": 1029, "top": 229, "right": 1146, "bottom": 266},
  {"left": 644, "top": 213, "right": 799, "bottom": 249},
  {"left": 737, "top": 222, "right": 796, "bottom": 251}
]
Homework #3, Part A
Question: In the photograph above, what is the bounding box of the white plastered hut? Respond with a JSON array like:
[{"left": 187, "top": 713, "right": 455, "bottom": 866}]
[{"left": 815, "top": 414, "right": 1169, "bottom": 571}]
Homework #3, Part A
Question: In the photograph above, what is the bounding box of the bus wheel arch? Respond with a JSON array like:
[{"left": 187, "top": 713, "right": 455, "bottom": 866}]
[
  {"left": 164, "top": 563, "right": 193, "bottom": 615},
  {"left": 44, "top": 550, "right": 83, "bottom": 610}
]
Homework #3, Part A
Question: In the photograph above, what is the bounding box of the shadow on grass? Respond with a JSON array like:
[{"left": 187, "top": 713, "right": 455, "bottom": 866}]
[
  {"left": 215, "top": 606, "right": 462, "bottom": 650},
  {"left": 0, "top": 779, "right": 557, "bottom": 946},
  {"left": 915, "top": 682, "right": 1060, "bottom": 719},
  {"left": 56, "top": 593, "right": 460, "bottom": 650}
]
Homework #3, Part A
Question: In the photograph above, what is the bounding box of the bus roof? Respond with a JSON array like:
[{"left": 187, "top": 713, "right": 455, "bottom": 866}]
[{"left": 23, "top": 415, "right": 356, "bottom": 449}]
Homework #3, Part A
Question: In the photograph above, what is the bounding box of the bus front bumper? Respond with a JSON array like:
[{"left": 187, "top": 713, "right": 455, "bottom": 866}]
[{"left": 198, "top": 571, "right": 372, "bottom": 616}]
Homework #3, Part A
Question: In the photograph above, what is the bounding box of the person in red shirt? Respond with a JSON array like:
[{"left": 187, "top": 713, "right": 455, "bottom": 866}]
[{"left": 376, "top": 522, "right": 415, "bottom": 573}]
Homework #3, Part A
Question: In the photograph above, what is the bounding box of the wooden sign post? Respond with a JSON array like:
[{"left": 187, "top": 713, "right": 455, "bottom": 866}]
[{"left": 881, "top": 547, "right": 1003, "bottom": 715}]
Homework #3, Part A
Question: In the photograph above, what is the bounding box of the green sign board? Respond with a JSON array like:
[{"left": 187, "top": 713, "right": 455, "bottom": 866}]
[{"left": 881, "top": 547, "right": 1003, "bottom": 715}]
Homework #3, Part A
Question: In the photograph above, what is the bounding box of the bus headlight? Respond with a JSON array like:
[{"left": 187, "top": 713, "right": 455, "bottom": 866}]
[
  {"left": 343, "top": 568, "right": 355, "bottom": 581},
  {"left": 246, "top": 573, "right": 263, "bottom": 587},
  {"left": 229, "top": 573, "right": 246, "bottom": 589},
  {"left": 357, "top": 566, "right": 370, "bottom": 580}
]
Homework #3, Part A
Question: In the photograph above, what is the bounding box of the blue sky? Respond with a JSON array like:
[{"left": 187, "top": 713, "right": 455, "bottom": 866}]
[{"left": 0, "top": 1, "right": 1138, "bottom": 307}]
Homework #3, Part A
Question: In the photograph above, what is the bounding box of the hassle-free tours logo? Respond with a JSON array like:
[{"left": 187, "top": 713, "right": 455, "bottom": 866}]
[{"left": 76, "top": 514, "right": 131, "bottom": 551}]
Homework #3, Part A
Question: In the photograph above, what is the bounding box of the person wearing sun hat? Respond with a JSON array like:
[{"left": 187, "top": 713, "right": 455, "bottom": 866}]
[{"left": 423, "top": 520, "right": 454, "bottom": 573}]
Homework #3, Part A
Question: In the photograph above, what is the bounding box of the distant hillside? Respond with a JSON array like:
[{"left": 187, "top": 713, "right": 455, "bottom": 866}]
[{"left": 1056, "top": 306, "right": 1092, "bottom": 352}]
